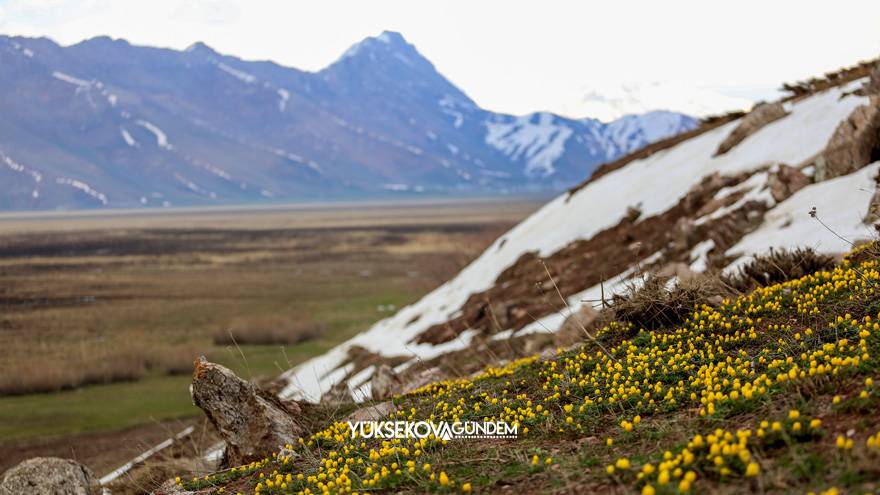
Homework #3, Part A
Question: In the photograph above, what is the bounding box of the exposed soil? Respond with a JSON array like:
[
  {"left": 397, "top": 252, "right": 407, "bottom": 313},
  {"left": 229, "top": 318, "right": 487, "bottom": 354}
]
[{"left": 0, "top": 416, "right": 215, "bottom": 477}]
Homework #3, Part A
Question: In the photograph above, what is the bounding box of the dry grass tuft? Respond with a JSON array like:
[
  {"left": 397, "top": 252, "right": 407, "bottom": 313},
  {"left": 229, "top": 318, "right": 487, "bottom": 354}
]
[
  {"left": 107, "top": 456, "right": 206, "bottom": 495},
  {"left": 612, "top": 274, "right": 733, "bottom": 329},
  {"left": 212, "top": 315, "right": 324, "bottom": 346},
  {"left": 724, "top": 247, "right": 835, "bottom": 293}
]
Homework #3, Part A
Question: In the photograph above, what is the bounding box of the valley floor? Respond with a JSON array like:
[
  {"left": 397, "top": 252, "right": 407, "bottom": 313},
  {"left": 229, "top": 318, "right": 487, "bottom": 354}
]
[{"left": 0, "top": 198, "right": 540, "bottom": 475}]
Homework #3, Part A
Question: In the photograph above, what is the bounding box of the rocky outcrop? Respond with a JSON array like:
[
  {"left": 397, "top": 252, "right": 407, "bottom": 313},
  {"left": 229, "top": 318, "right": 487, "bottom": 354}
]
[
  {"left": 818, "top": 95, "right": 880, "bottom": 180},
  {"left": 152, "top": 479, "right": 196, "bottom": 495},
  {"left": 715, "top": 102, "right": 788, "bottom": 156},
  {"left": 862, "top": 64, "right": 880, "bottom": 95},
  {"left": 554, "top": 304, "right": 600, "bottom": 346},
  {"left": 767, "top": 164, "right": 810, "bottom": 202},
  {"left": 0, "top": 457, "right": 98, "bottom": 495},
  {"left": 191, "top": 357, "right": 303, "bottom": 467},
  {"left": 370, "top": 364, "right": 404, "bottom": 400},
  {"left": 864, "top": 171, "right": 880, "bottom": 224}
]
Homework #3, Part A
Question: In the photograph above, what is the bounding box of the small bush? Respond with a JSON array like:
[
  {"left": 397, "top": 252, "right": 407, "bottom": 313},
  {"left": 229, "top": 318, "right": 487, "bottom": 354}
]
[
  {"left": 612, "top": 274, "right": 732, "bottom": 329},
  {"left": 725, "top": 247, "right": 835, "bottom": 292},
  {"left": 213, "top": 315, "right": 324, "bottom": 346}
]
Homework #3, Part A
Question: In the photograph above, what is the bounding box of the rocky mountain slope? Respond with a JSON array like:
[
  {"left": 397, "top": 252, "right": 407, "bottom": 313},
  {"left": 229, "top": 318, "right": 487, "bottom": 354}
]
[
  {"left": 280, "top": 60, "right": 880, "bottom": 405},
  {"left": 0, "top": 31, "right": 696, "bottom": 210}
]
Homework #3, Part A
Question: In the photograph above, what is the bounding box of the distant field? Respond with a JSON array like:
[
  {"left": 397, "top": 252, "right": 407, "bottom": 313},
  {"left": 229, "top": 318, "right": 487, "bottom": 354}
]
[{"left": 0, "top": 198, "right": 540, "bottom": 473}]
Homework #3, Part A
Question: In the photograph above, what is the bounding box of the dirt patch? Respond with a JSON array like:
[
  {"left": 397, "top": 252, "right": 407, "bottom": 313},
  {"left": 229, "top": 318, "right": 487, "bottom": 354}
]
[
  {"left": 0, "top": 416, "right": 213, "bottom": 477},
  {"left": 780, "top": 58, "right": 877, "bottom": 101}
]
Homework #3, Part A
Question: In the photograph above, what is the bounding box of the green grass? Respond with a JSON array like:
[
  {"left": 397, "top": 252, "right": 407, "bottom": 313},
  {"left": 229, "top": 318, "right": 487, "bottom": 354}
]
[
  {"left": 0, "top": 216, "right": 515, "bottom": 454},
  {"left": 0, "top": 287, "right": 416, "bottom": 443},
  {"left": 0, "top": 374, "right": 194, "bottom": 441}
]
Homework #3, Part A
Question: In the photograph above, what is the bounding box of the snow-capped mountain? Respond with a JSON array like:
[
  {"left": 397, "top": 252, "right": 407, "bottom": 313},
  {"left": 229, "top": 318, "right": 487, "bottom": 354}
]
[
  {"left": 563, "top": 81, "right": 757, "bottom": 121},
  {"left": 0, "top": 31, "right": 697, "bottom": 210}
]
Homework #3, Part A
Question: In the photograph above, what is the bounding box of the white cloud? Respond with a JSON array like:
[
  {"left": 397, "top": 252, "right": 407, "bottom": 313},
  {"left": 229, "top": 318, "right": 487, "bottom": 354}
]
[{"left": 561, "top": 81, "right": 757, "bottom": 121}]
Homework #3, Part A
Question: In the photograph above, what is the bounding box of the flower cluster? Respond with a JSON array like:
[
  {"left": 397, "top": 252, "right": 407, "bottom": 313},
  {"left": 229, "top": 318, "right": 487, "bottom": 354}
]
[{"left": 178, "top": 251, "right": 880, "bottom": 494}]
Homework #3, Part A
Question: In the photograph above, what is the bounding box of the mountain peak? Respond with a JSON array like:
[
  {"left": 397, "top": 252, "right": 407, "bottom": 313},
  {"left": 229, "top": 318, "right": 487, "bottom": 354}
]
[
  {"left": 375, "top": 30, "right": 407, "bottom": 44},
  {"left": 185, "top": 41, "right": 218, "bottom": 56},
  {"left": 70, "top": 35, "right": 131, "bottom": 50},
  {"left": 335, "top": 30, "right": 417, "bottom": 64}
]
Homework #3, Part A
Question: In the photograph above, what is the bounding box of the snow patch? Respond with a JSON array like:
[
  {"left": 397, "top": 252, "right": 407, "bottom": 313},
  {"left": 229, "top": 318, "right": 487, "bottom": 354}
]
[
  {"left": 1, "top": 151, "right": 42, "bottom": 183},
  {"left": 277, "top": 89, "right": 290, "bottom": 111},
  {"left": 689, "top": 240, "right": 716, "bottom": 272},
  {"left": 135, "top": 120, "right": 173, "bottom": 149},
  {"left": 485, "top": 112, "right": 573, "bottom": 178},
  {"left": 726, "top": 162, "right": 880, "bottom": 265},
  {"left": 216, "top": 62, "right": 256, "bottom": 84},
  {"left": 52, "top": 71, "right": 90, "bottom": 87},
  {"left": 119, "top": 127, "right": 139, "bottom": 147},
  {"left": 55, "top": 177, "right": 108, "bottom": 205}
]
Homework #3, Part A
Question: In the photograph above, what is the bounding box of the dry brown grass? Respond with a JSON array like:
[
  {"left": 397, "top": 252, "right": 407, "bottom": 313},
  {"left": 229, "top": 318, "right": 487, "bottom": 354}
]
[
  {"left": 724, "top": 247, "right": 835, "bottom": 293},
  {"left": 0, "top": 205, "right": 528, "bottom": 399},
  {"left": 212, "top": 315, "right": 324, "bottom": 346},
  {"left": 0, "top": 341, "right": 201, "bottom": 396},
  {"left": 612, "top": 273, "right": 734, "bottom": 329}
]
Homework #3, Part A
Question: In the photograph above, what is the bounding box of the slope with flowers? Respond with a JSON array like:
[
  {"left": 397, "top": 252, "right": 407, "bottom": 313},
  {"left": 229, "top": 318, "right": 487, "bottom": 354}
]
[
  {"left": 171, "top": 242, "right": 880, "bottom": 494},
  {"left": 279, "top": 61, "right": 880, "bottom": 405},
  {"left": 150, "top": 61, "right": 880, "bottom": 494}
]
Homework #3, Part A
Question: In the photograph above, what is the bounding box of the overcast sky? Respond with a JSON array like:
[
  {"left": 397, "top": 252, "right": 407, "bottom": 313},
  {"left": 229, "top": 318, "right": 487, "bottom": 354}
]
[{"left": 2, "top": 0, "right": 880, "bottom": 116}]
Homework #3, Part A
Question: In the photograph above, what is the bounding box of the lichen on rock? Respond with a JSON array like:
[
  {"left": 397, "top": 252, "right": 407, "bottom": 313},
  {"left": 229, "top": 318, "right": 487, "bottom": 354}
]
[
  {"left": 190, "top": 356, "right": 303, "bottom": 467},
  {"left": 0, "top": 457, "right": 98, "bottom": 495}
]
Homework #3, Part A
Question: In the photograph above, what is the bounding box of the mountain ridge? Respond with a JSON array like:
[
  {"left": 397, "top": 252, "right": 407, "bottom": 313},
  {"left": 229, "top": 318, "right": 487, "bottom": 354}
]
[{"left": 0, "top": 31, "right": 697, "bottom": 210}]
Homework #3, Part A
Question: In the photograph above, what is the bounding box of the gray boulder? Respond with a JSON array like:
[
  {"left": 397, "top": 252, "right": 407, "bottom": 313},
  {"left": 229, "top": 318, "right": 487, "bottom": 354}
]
[
  {"left": 0, "top": 457, "right": 98, "bottom": 495},
  {"left": 190, "top": 357, "right": 303, "bottom": 467},
  {"left": 767, "top": 164, "right": 810, "bottom": 202},
  {"left": 819, "top": 95, "right": 880, "bottom": 180}
]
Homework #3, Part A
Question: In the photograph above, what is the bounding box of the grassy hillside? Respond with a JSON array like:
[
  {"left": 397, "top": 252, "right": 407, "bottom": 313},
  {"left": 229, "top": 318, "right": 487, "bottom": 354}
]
[{"left": 176, "top": 242, "right": 880, "bottom": 494}]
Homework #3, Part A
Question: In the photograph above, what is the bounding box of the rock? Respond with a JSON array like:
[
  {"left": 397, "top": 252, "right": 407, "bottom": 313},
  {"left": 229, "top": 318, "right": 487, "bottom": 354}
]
[
  {"left": 863, "top": 64, "right": 880, "bottom": 95},
  {"left": 152, "top": 479, "right": 196, "bottom": 495},
  {"left": 371, "top": 364, "right": 404, "bottom": 400},
  {"left": 190, "top": 357, "right": 303, "bottom": 467},
  {"left": 553, "top": 304, "right": 600, "bottom": 346},
  {"left": 715, "top": 102, "right": 788, "bottom": 156},
  {"left": 624, "top": 204, "right": 642, "bottom": 223},
  {"left": 321, "top": 381, "right": 354, "bottom": 406},
  {"left": 864, "top": 170, "right": 880, "bottom": 224},
  {"left": 0, "top": 457, "right": 98, "bottom": 495},
  {"left": 820, "top": 95, "right": 880, "bottom": 179},
  {"left": 399, "top": 367, "right": 448, "bottom": 394},
  {"left": 767, "top": 164, "right": 810, "bottom": 202},
  {"left": 344, "top": 401, "right": 395, "bottom": 422}
]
